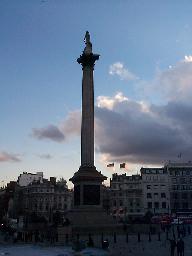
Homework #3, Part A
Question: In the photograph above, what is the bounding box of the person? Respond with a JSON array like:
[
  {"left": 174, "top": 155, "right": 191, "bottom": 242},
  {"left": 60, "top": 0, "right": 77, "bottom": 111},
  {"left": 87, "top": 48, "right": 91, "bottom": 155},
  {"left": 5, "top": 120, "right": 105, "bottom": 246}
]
[
  {"left": 177, "top": 238, "right": 184, "bottom": 256},
  {"left": 169, "top": 239, "right": 176, "bottom": 256},
  {"left": 180, "top": 238, "right": 184, "bottom": 256}
]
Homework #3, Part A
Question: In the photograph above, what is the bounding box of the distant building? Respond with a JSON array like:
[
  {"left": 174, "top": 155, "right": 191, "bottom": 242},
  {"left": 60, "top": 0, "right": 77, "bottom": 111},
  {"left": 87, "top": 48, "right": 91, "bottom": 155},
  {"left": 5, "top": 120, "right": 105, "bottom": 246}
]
[
  {"left": 0, "top": 181, "right": 17, "bottom": 220},
  {"left": 110, "top": 173, "right": 144, "bottom": 220},
  {"left": 17, "top": 172, "right": 43, "bottom": 187},
  {"left": 141, "top": 167, "right": 170, "bottom": 215},
  {"left": 166, "top": 162, "right": 192, "bottom": 213},
  {"left": 102, "top": 185, "right": 111, "bottom": 214},
  {"left": 19, "top": 177, "right": 72, "bottom": 222}
]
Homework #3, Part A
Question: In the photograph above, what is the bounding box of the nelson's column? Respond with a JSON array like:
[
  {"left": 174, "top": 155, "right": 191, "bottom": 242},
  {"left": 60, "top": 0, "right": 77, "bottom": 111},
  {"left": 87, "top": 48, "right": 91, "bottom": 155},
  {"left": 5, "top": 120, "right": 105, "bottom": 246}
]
[{"left": 70, "top": 32, "right": 107, "bottom": 212}]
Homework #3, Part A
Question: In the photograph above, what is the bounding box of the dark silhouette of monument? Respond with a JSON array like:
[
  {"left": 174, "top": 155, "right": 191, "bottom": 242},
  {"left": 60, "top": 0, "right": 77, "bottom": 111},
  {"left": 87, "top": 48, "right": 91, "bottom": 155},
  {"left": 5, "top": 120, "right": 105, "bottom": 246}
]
[
  {"left": 56, "top": 33, "right": 121, "bottom": 242},
  {"left": 70, "top": 31, "right": 107, "bottom": 209},
  {"left": 67, "top": 32, "right": 117, "bottom": 234}
]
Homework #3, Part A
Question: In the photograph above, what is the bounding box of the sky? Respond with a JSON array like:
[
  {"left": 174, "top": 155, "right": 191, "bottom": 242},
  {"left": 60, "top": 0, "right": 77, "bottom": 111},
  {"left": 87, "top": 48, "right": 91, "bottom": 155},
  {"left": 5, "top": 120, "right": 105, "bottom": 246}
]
[{"left": 1, "top": 0, "right": 192, "bottom": 186}]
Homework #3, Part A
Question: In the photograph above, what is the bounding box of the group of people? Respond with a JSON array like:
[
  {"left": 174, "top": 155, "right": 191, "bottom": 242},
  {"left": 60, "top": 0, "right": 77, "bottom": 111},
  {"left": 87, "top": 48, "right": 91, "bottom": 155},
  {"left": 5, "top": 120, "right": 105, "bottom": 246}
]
[{"left": 169, "top": 238, "right": 184, "bottom": 256}]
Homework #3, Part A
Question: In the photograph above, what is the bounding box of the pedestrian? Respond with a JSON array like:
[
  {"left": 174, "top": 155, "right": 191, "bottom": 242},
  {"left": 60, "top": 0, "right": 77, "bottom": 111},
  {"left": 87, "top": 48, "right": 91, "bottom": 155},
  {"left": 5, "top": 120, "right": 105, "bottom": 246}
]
[
  {"left": 180, "top": 238, "right": 184, "bottom": 256},
  {"left": 177, "top": 238, "right": 184, "bottom": 256},
  {"left": 169, "top": 239, "right": 176, "bottom": 256}
]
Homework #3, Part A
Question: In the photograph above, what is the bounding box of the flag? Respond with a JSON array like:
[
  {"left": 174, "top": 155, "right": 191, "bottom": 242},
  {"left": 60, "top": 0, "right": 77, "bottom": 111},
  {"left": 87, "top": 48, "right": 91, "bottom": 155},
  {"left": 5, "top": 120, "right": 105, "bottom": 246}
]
[
  {"left": 120, "top": 163, "right": 126, "bottom": 168},
  {"left": 107, "top": 163, "right": 114, "bottom": 167},
  {"left": 178, "top": 153, "right": 182, "bottom": 158}
]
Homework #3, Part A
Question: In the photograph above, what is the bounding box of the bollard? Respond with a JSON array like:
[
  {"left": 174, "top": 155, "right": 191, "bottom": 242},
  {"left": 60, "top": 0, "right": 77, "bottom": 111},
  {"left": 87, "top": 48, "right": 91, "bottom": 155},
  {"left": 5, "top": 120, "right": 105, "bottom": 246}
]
[
  {"left": 166, "top": 231, "right": 168, "bottom": 240},
  {"left": 158, "top": 232, "right": 161, "bottom": 241},
  {"left": 114, "top": 232, "right": 117, "bottom": 243},
  {"left": 88, "top": 233, "right": 94, "bottom": 247},
  {"left": 101, "top": 232, "right": 104, "bottom": 246},
  {"left": 126, "top": 233, "right": 129, "bottom": 243},
  {"left": 148, "top": 232, "right": 151, "bottom": 242},
  {"left": 65, "top": 234, "right": 69, "bottom": 244},
  {"left": 138, "top": 233, "right": 141, "bottom": 242}
]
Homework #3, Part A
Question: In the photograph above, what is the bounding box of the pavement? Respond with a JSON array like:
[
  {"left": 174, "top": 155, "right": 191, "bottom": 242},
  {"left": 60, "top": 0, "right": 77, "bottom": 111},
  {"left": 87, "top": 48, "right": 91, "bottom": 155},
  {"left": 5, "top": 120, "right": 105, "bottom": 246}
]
[
  {"left": 108, "top": 232, "right": 191, "bottom": 256},
  {"left": 0, "top": 228, "right": 192, "bottom": 256}
]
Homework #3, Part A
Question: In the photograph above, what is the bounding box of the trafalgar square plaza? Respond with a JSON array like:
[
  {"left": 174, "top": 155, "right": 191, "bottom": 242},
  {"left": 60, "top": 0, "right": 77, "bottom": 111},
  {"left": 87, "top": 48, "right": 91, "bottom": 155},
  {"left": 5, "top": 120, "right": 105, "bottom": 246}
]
[
  {"left": 0, "top": 31, "right": 192, "bottom": 256},
  {"left": 2, "top": 2, "right": 192, "bottom": 256}
]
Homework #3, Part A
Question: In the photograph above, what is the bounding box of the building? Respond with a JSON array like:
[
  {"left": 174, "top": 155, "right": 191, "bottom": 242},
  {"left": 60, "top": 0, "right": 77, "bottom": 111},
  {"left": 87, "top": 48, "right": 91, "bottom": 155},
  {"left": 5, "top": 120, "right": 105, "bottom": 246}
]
[
  {"left": 141, "top": 167, "right": 170, "bottom": 215},
  {"left": 166, "top": 162, "right": 192, "bottom": 213},
  {"left": 0, "top": 181, "right": 17, "bottom": 220},
  {"left": 20, "top": 178, "right": 72, "bottom": 221},
  {"left": 12, "top": 174, "right": 73, "bottom": 224},
  {"left": 110, "top": 173, "right": 144, "bottom": 220},
  {"left": 17, "top": 172, "right": 43, "bottom": 187}
]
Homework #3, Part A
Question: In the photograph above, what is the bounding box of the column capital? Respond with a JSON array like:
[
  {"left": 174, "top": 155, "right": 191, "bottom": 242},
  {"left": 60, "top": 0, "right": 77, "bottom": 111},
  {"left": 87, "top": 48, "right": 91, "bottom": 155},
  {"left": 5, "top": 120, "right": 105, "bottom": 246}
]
[{"left": 77, "top": 53, "right": 100, "bottom": 68}]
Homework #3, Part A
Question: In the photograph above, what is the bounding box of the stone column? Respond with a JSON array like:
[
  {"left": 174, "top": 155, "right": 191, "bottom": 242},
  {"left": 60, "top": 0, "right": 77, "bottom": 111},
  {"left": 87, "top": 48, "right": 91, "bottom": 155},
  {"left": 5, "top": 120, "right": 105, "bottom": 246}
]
[
  {"left": 70, "top": 32, "right": 106, "bottom": 208},
  {"left": 77, "top": 32, "right": 99, "bottom": 169}
]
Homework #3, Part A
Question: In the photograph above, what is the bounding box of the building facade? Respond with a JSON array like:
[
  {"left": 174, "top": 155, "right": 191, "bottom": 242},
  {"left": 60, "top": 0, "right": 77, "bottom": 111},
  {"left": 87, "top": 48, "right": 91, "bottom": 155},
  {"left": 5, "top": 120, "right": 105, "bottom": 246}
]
[
  {"left": 17, "top": 172, "right": 43, "bottom": 187},
  {"left": 141, "top": 167, "right": 170, "bottom": 215},
  {"left": 110, "top": 173, "right": 144, "bottom": 220},
  {"left": 14, "top": 175, "right": 72, "bottom": 223},
  {"left": 166, "top": 162, "right": 192, "bottom": 213}
]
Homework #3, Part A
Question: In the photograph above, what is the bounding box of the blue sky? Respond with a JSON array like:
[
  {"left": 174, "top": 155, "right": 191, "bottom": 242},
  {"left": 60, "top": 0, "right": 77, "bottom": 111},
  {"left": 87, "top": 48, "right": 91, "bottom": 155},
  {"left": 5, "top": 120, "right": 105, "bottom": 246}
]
[{"left": 1, "top": 0, "right": 192, "bottom": 186}]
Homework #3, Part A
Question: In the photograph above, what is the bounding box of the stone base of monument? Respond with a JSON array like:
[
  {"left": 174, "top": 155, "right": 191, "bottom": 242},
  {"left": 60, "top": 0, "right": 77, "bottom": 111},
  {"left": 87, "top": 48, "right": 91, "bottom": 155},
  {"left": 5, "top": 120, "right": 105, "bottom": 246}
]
[
  {"left": 69, "top": 208, "right": 122, "bottom": 234},
  {"left": 57, "top": 208, "right": 123, "bottom": 244}
]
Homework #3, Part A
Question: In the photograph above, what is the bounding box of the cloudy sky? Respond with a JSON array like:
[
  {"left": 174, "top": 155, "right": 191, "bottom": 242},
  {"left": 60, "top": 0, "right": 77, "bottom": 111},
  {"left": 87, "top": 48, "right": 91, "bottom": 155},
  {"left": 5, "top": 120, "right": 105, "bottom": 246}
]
[{"left": 1, "top": 0, "right": 192, "bottom": 186}]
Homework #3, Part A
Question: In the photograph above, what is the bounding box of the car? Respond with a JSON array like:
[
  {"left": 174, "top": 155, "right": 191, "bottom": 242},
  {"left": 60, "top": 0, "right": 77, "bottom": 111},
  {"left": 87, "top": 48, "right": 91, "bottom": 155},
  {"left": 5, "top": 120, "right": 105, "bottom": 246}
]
[{"left": 171, "top": 219, "right": 183, "bottom": 225}]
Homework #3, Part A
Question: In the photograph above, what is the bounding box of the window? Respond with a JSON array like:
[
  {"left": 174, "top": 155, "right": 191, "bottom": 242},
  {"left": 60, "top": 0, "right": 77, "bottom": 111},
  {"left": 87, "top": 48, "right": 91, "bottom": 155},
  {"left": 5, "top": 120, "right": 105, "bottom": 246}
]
[
  {"left": 180, "top": 178, "right": 186, "bottom": 184},
  {"left": 182, "top": 193, "right": 187, "bottom": 199},
  {"left": 174, "top": 203, "right": 179, "bottom": 209},
  {"left": 154, "top": 202, "right": 159, "bottom": 209},
  {"left": 147, "top": 202, "right": 152, "bottom": 209},
  {"left": 120, "top": 200, "right": 123, "bottom": 206},
  {"left": 173, "top": 193, "right": 178, "bottom": 199},
  {"left": 147, "top": 193, "right": 152, "bottom": 198},
  {"left": 154, "top": 185, "right": 158, "bottom": 189},
  {"left": 147, "top": 185, "right": 151, "bottom": 190},
  {"left": 113, "top": 200, "right": 116, "bottom": 206},
  {"left": 161, "top": 193, "right": 166, "bottom": 198},
  {"left": 183, "top": 202, "right": 188, "bottom": 209},
  {"left": 162, "top": 202, "right": 166, "bottom": 209},
  {"left": 154, "top": 193, "right": 158, "bottom": 196}
]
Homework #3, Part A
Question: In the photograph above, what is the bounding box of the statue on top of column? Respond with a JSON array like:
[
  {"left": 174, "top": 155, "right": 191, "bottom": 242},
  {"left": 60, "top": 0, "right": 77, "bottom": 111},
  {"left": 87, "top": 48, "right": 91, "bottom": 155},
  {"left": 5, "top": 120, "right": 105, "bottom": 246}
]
[{"left": 84, "top": 31, "right": 92, "bottom": 55}]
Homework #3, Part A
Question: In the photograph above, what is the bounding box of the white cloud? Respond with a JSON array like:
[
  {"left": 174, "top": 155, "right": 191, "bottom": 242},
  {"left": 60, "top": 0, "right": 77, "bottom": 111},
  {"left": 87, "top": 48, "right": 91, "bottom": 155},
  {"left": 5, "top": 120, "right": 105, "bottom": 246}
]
[
  {"left": 37, "top": 154, "right": 53, "bottom": 159},
  {"left": 184, "top": 55, "right": 192, "bottom": 63},
  {"left": 109, "top": 62, "right": 138, "bottom": 81},
  {"left": 143, "top": 56, "right": 192, "bottom": 102},
  {"left": 95, "top": 92, "right": 192, "bottom": 165},
  {"left": 0, "top": 151, "right": 21, "bottom": 162},
  {"left": 97, "top": 92, "right": 128, "bottom": 110},
  {"left": 60, "top": 110, "right": 81, "bottom": 137},
  {"left": 32, "top": 111, "right": 81, "bottom": 143},
  {"left": 32, "top": 125, "right": 65, "bottom": 142}
]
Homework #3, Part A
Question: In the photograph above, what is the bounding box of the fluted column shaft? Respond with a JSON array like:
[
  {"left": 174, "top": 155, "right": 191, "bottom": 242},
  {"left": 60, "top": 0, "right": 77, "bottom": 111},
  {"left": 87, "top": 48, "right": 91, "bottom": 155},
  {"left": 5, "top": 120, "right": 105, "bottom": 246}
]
[{"left": 81, "top": 65, "right": 94, "bottom": 167}]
